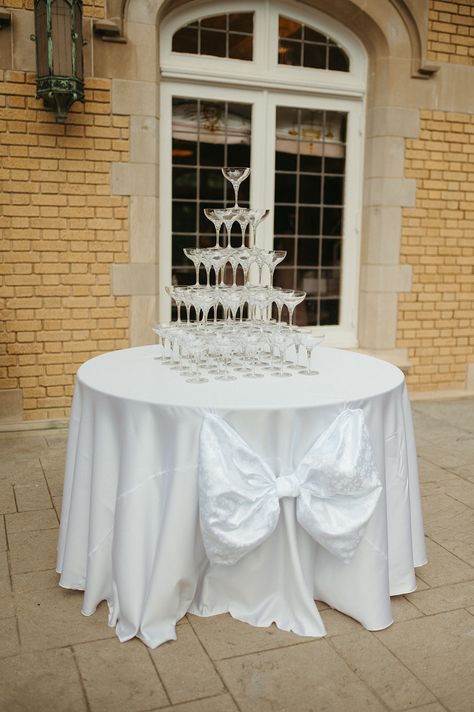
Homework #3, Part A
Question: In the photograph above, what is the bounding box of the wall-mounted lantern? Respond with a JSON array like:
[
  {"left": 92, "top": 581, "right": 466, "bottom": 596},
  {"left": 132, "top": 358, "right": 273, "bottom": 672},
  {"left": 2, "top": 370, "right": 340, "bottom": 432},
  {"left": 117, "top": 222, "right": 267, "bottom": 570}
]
[{"left": 32, "top": 0, "right": 84, "bottom": 123}]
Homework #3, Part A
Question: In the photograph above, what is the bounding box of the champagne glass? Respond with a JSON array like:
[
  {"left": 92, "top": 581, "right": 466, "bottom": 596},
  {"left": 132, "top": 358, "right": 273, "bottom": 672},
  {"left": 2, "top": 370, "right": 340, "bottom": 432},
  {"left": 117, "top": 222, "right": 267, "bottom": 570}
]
[
  {"left": 204, "top": 209, "right": 224, "bottom": 248},
  {"left": 236, "top": 209, "right": 250, "bottom": 247},
  {"left": 243, "top": 332, "right": 264, "bottom": 378},
  {"left": 222, "top": 167, "right": 251, "bottom": 207},
  {"left": 236, "top": 247, "right": 252, "bottom": 284},
  {"left": 247, "top": 209, "right": 269, "bottom": 247},
  {"left": 271, "top": 330, "right": 293, "bottom": 378},
  {"left": 183, "top": 248, "right": 203, "bottom": 286},
  {"left": 221, "top": 209, "right": 239, "bottom": 248},
  {"left": 200, "top": 250, "right": 214, "bottom": 288},
  {"left": 152, "top": 323, "right": 175, "bottom": 364},
  {"left": 264, "top": 250, "right": 287, "bottom": 286},
  {"left": 272, "top": 288, "right": 288, "bottom": 324},
  {"left": 283, "top": 290, "right": 306, "bottom": 326},
  {"left": 164, "top": 285, "right": 187, "bottom": 323},
  {"left": 214, "top": 334, "right": 237, "bottom": 381},
  {"left": 299, "top": 334, "right": 325, "bottom": 375},
  {"left": 186, "top": 338, "right": 209, "bottom": 384}
]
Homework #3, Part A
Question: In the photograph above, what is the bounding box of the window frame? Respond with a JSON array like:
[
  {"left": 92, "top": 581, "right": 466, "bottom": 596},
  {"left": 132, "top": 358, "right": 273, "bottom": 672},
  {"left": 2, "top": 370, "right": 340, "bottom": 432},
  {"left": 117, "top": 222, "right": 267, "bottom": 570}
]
[{"left": 160, "top": 0, "right": 367, "bottom": 347}]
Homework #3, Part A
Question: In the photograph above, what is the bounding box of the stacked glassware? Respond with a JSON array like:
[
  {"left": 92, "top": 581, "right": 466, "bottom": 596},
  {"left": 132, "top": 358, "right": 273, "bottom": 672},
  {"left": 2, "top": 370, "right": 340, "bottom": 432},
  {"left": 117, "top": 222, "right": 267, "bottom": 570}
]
[{"left": 153, "top": 167, "right": 324, "bottom": 383}]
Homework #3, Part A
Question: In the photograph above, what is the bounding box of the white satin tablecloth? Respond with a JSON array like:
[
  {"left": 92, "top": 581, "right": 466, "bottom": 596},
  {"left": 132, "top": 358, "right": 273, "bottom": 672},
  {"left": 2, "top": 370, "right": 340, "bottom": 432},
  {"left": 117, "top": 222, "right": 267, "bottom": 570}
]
[{"left": 57, "top": 345, "right": 426, "bottom": 648}]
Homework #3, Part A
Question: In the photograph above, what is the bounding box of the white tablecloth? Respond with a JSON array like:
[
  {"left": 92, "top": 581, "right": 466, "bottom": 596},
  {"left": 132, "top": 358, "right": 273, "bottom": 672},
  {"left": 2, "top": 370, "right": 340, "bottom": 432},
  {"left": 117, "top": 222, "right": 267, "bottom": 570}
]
[{"left": 57, "top": 345, "right": 427, "bottom": 648}]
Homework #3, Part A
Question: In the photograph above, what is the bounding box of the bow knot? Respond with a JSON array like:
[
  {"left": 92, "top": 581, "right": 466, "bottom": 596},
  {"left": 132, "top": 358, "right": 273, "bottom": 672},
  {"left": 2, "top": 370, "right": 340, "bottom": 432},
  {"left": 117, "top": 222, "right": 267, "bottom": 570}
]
[
  {"left": 276, "top": 473, "right": 301, "bottom": 498},
  {"left": 199, "top": 409, "right": 382, "bottom": 567}
]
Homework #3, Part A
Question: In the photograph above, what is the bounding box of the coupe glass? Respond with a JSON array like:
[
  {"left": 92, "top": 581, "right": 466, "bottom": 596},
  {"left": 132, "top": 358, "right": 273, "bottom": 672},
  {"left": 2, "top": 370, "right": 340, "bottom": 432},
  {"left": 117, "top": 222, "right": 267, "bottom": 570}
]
[
  {"left": 219, "top": 286, "right": 244, "bottom": 322},
  {"left": 214, "top": 334, "right": 237, "bottom": 381},
  {"left": 193, "top": 289, "right": 216, "bottom": 324},
  {"left": 165, "top": 285, "right": 189, "bottom": 323},
  {"left": 222, "top": 167, "right": 251, "bottom": 207},
  {"left": 236, "top": 247, "right": 252, "bottom": 284},
  {"left": 299, "top": 334, "right": 325, "bottom": 375},
  {"left": 152, "top": 323, "right": 175, "bottom": 364},
  {"left": 222, "top": 208, "right": 240, "bottom": 247},
  {"left": 183, "top": 248, "right": 203, "bottom": 286},
  {"left": 200, "top": 250, "right": 214, "bottom": 287},
  {"left": 247, "top": 209, "right": 269, "bottom": 247},
  {"left": 263, "top": 250, "right": 287, "bottom": 286},
  {"left": 283, "top": 290, "right": 306, "bottom": 325},
  {"left": 209, "top": 248, "right": 228, "bottom": 286},
  {"left": 243, "top": 332, "right": 264, "bottom": 378},
  {"left": 271, "top": 330, "right": 293, "bottom": 378},
  {"left": 186, "top": 338, "right": 209, "bottom": 384},
  {"left": 235, "top": 209, "right": 250, "bottom": 247},
  {"left": 179, "top": 287, "right": 197, "bottom": 324},
  {"left": 272, "top": 288, "right": 288, "bottom": 324},
  {"left": 204, "top": 209, "right": 224, "bottom": 248}
]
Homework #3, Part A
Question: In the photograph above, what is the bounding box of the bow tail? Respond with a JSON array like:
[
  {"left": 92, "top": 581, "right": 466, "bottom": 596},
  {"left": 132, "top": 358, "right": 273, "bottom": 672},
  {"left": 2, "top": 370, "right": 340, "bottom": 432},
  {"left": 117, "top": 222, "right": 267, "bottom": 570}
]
[{"left": 296, "top": 486, "right": 382, "bottom": 563}]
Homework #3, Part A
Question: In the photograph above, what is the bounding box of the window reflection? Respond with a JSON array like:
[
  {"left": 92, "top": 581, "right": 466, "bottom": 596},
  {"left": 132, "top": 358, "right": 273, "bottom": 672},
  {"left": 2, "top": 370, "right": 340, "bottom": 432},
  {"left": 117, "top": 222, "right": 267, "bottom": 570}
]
[
  {"left": 278, "top": 16, "right": 349, "bottom": 72},
  {"left": 172, "top": 13, "right": 254, "bottom": 61},
  {"left": 273, "top": 106, "right": 346, "bottom": 326},
  {"left": 171, "top": 98, "right": 252, "bottom": 309}
]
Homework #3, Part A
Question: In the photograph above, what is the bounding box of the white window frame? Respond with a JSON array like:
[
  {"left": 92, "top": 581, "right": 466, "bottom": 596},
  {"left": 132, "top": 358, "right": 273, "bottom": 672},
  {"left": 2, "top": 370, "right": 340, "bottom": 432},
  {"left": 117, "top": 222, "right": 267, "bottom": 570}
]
[{"left": 159, "top": 0, "right": 367, "bottom": 347}]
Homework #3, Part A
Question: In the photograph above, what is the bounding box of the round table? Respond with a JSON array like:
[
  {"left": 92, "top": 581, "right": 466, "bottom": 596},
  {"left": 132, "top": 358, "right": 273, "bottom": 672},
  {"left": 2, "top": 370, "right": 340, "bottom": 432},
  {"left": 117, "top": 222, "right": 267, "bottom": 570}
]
[{"left": 57, "top": 345, "right": 426, "bottom": 648}]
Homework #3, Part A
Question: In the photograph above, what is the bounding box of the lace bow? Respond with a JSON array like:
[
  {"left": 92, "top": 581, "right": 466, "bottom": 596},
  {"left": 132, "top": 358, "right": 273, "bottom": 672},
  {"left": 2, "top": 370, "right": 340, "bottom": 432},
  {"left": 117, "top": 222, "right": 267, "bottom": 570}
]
[{"left": 199, "top": 409, "right": 382, "bottom": 566}]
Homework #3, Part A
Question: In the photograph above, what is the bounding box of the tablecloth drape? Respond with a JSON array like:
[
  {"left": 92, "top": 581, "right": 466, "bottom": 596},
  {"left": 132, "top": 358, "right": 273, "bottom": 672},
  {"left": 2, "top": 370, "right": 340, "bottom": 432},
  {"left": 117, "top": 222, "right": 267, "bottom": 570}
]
[{"left": 57, "top": 345, "right": 426, "bottom": 648}]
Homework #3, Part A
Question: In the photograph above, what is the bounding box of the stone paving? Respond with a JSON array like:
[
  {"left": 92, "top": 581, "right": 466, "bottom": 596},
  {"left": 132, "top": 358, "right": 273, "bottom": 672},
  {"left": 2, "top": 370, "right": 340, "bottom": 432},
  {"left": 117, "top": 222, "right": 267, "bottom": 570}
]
[{"left": 0, "top": 399, "right": 473, "bottom": 712}]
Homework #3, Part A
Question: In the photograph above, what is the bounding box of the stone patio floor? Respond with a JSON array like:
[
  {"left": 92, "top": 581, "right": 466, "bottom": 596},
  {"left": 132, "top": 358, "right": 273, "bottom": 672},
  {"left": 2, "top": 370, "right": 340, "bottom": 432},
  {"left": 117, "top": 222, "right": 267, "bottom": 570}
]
[{"left": 0, "top": 398, "right": 473, "bottom": 712}]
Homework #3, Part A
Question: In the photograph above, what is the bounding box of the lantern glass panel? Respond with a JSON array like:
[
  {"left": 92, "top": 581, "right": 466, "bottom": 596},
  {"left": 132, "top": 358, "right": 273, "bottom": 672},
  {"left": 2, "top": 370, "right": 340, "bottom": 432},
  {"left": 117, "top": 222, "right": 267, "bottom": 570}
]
[
  {"left": 36, "top": 0, "right": 49, "bottom": 77},
  {"left": 52, "top": 0, "right": 73, "bottom": 76}
]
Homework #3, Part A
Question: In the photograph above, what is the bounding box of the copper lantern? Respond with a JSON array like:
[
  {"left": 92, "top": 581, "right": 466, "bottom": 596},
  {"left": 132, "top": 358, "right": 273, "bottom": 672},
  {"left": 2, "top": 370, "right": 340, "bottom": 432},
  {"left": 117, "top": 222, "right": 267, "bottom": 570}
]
[{"left": 33, "top": 0, "right": 84, "bottom": 122}]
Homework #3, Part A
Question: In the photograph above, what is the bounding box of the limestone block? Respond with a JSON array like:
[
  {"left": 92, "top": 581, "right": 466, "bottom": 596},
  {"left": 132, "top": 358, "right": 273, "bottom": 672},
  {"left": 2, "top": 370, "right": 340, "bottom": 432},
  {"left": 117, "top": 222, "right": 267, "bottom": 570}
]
[
  {"left": 111, "top": 79, "right": 158, "bottom": 117},
  {"left": 128, "top": 0, "right": 161, "bottom": 24},
  {"left": 111, "top": 162, "right": 157, "bottom": 197},
  {"left": 0, "top": 389, "right": 23, "bottom": 423},
  {"left": 466, "top": 363, "right": 474, "bottom": 390},
  {"left": 130, "top": 116, "right": 159, "bottom": 164},
  {"left": 365, "top": 177, "right": 416, "bottom": 208},
  {"left": 111, "top": 263, "right": 156, "bottom": 296},
  {"left": 358, "top": 292, "right": 398, "bottom": 350},
  {"left": 367, "top": 106, "right": 419, "bottom": 139},
  {"left": 130, "top": 196, "right": 158, "bottom": 263},
  {"left": 360, "top": 264, "right": 412, "bottom": 293},
  {"left": 362, "top": 206, "right": 402, "bottom": 265},
  {"left": 93, "top": 35, "right": 137, "bottom": 81},
  {"left": 435, "top": 64, "right": 474, "bottom": 114},
  {"left": 126, "top": 22, "right": 158, "bottom": 83},
  {"left": 12, "top": 10, "right": 35, "bottom": 72},
  {"left": 130, "top": 295, "right": 157, "bottom": 346},
  {"left": 365, "top": 136, "right": 405, "bottom": 179}
]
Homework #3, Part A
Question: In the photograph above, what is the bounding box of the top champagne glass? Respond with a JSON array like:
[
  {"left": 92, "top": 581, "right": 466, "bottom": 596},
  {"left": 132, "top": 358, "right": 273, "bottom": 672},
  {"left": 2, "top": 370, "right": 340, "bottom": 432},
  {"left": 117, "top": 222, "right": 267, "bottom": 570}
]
[{"left": 222, "top": 167, "right": 251, "bottom": 207}]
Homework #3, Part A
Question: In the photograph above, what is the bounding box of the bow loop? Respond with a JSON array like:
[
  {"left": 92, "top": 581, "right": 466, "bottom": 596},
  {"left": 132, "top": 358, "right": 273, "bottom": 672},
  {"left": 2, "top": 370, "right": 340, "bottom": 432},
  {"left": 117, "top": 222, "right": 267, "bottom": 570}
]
[{"left": 199, "top": 410, "right": 382, "bottom": 566}]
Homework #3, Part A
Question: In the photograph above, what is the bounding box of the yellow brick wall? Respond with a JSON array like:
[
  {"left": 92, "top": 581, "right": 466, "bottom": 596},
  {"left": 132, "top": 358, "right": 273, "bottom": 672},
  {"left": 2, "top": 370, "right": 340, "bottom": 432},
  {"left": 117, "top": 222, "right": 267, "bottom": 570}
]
[
  {"left": 0, "top": 0, "right": 105, "bottom": 18},
  {"left": 0, "top": 70, "right": 129, "bottom": 420},
  {"left": 398, "top": 110, "right": 474, "bottom": 390},
  {"left": 427, "top": 0, "right": 474, "bottom": 65}
]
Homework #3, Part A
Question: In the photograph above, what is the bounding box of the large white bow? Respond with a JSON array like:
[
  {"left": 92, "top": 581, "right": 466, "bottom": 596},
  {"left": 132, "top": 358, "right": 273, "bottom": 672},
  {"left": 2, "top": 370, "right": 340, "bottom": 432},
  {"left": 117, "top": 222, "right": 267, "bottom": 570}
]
[{"left": 199, "top": 409, "right": 382, "bottom": 566}]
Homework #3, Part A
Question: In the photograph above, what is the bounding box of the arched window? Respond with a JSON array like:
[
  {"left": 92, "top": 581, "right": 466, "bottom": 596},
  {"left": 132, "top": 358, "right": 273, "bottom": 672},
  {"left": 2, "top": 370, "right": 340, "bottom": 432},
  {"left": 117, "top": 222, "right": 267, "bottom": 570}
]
[{"left": 160, "top": 1, "right": 367, "bottom": 346}]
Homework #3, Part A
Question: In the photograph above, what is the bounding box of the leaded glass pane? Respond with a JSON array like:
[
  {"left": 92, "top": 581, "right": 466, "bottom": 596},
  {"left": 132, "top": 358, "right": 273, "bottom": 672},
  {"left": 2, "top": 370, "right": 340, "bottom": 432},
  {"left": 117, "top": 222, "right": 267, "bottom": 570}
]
[
  {"left": 273, "top": 106, "right": 346, "bottom": 326},
  {"left": 172, "top": 13, "right": 254, "bottom": 61},
  {"left": 171, "top": 98, "right": 252, "bottom": 315},
  {"left": 278, "top": 15, "right": 349, "bottom": 72}
]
